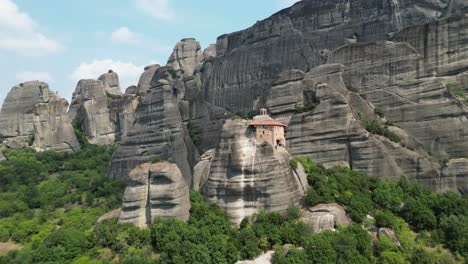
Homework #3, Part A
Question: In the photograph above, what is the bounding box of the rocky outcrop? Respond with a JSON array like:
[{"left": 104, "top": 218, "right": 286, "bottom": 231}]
[
  {"left": 69, "top": 71, "right": 142, "bottom": 144},
  {"left": 279, "top": 64, "right": 443, "bottom": 190},
  {"left": 33, "top": 93, "right": 80, "bottom": 152},
  {"left": 137, "top": 64, "right": 160, "bottom": 96},
  {"left": 300, "top": 203, "right": 351, "bottom": 233},
  {"left": 69, "top": 79, "right": 120, "bottom": 145},
  {"left": 203, "top": 0, "right": 463, "bottom": 113},
  {"left": 378, "top": 228, "right": 401, "bottom": 247},
  {"left": 202, "top": 119, "right": 306, "bottom": 224},
  {"left": 195, "top": 0, "right": 468, "bottom": 193},
  {"left": 442, "top": 159, "right": 468, "bottom": 194},
  {"left": 107, "top": 40, "right": 228, "bottom": 184},
  {"left": 118, "top": 162, "right": 190, "bottom": 227},
  {"left": 167, "top": 38, "right": 203, "bottom": 76},
  {"left": 98, "top": 70, "right": 121, "bottom": 95},
  {"left": 192, "top": 149, "right": 214, "bottom": 190},
  {"left": 107, "top": 68, "right": 194, "bottom": 184},
  {"left": 0, "top": 81, "right": 79, "bottom": 152}
]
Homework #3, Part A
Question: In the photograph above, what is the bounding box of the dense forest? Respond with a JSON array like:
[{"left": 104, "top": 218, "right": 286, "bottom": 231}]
[{"left": 0, "top": 146, "right": 466, "bottom": 263}]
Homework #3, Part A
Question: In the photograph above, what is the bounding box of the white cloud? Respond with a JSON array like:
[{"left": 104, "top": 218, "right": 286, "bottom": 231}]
[
  {"left": 110, "top": 27, "right": 140, "bottom": 44},
  {"left": 277, "top": 0, "right": 300, "bottom": 8},
  {"left": 70, "top": 59, "right": 156, "bottom": 90},
  {"left": 0, "top": 0, "right": 63, "bottom": 56},
  {"left": 135, "top": 0, "right": 175, "bottom": 21},
  {"left": 16, "top": 71, "right": 53, "bottom": 83}
]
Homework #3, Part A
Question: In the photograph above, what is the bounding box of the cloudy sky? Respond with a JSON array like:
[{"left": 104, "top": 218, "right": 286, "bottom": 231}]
[{"left": 0, "top": 0, "right": 300, "bottom": 104}]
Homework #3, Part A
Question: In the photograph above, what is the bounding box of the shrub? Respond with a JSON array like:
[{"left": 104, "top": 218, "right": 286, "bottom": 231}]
[
  {"left": 187, "top": 122, "right": 202, "bottom": 147},
  {"left": 289, "top": 158, "right": 298, "bottom": 170},
  {"left": 374, "top": 107, "right": 385, "bottom": 117}
]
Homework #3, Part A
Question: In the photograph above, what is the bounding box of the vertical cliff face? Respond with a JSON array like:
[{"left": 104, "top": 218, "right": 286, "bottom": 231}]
[
  {"left": 119, "top": 162, "right": 190, "bottom": 227},
  {"left": 107, "top": 38, "right": 228, "bottom": 184},
  {"left": 68, "top": 71, "right": 142, "bottom": 145},
  {"left": 202, "top": 119, "right": 307, "bottom": 224},
  {"left": 0, "top": 81, "right": 79, "bottom": 152},
  {"left": 203, "top": 0, "right": 464, "bottom": 113},
  {"left": 107, "top": 69, "right": 194, "bottom": 184},
  {"left": 33, "top": 94, "right": 80, "bottom": 152},
  {"left": 196, "top": 0, "right": 468, "bottom": 193}
]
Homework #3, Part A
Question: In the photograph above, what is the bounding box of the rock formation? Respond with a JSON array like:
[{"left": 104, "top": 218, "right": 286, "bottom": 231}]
[
  {"left": 98, "top": 70, "right": 121, "bottom": 95},
  {"left": 167, "top": 38, "right": 203, "bottom": 76},
  {"left": 201, "top": 119, "right": 307, "bottom": 224},
  {"left": 0, "top": 81, "right": 79, "bottom": 152},
  {"left": 137, "top": 64, "right": 160, "bottom": 96},
  {"left": 69, "top": 71, "right": 141, "bottom": 145},
  {"left": 32, "top": 93, "right": 80, "bottom": 152},
  {"left": 108, "top": 39, "right": 228, "bottom": 184},
  {"left": 195, "top": 0, "right": 468, "bottom": 193},
  {"left": 300, "top": 204, "right": 351, "bottom": 233},
  {"left": 118, "top": 162, "right": 190, "bottom": 227}
]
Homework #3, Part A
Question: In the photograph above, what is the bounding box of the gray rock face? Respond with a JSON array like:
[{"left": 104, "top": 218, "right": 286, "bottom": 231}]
[
  {"left": 69, "top": 79, "right": 119, "bottom": 145},
  {"left": 378, "top": 228, "right": 401, "bottom": 247},
  {"left": 167, "top": 38, "right": 203, "bottom": 76},
  {"left": 0, "top": 81, "right": 52, "bottom": 141},
  {"left": 69, "top": 71, "right": 141, "bottom": 145},
  {"left": 118, "top": 162, "right": 190, "bottom": 227},
  {"left": 107, "top": 69, "right": 194, "bottom": 184},
  {"left": 137, "top": 64, "right": 160, "bottom": 96},
  {"left": 0, "top": 81, "right": 79, "bottom": 152},
  {"left": 107, "top": 41, "right": 228, "bottom": 184},
  {"left": 33, "top": 93, "right": 80, "bottom": 152},
  {"left": 442, "top": 159, "right": 468, "bottom": 194},
  {"left": 202, "top": 119, "right": 305, "bottom": 224},
  {"left": 300, "top": 204, "right": 351, "bottom": 233},
  {"left": 204, "top": 0, "right": 463, "bottom": 113},
  {"left": 98, "top": 70, "right": 121, "bottom": 95},
  {"left": 192, "top": 149, "right": 214, "bottom": 190},
  {"left": 196, "top": 0, "right": 468, "bottom": 193}
]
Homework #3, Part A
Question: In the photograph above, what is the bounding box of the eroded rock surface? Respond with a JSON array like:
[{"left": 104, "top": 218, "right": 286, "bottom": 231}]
[
  {"left": 118, "top": 162, "right": 190, "bottom": 227},
  {"left": 167, "top": 38, "right": 203, "bottom": 76},
  {"left": 69, "top": 71, "right": 142, "bottom": 144},
  {"left": 33, "top": 93, "right": 80, "bottom": 152},
  {"left": 0, "top": 81, "right": 79, "bottom": 152},
  {"left": 202, "top": 119, "right": 305, "bottom": 224},
  {"left": 300, "top": 204, "right": 351, "bottom": 233}
]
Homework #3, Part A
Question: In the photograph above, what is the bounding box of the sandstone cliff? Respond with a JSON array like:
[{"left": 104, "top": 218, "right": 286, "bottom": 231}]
[
  {"left": 195, "top": 0, "right": 468, "bottom": 193},
  {"left": 119, "top": 162, "right": 190, "bottom": 227},
  {"left": 0, "top": 81, "right": 79, "bottom": 152},
  {"left": 69, "top": 71, "right": 140, "bottom": 145},
  {"left": 201, "top": 119, "right": 307, "bottom": 224}
]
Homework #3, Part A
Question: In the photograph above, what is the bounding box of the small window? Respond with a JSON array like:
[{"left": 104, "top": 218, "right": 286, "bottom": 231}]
[{"left": 263, "top": 131, "right": 265, "bottom": 135}]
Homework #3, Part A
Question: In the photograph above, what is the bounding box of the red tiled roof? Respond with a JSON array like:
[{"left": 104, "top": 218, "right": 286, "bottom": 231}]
[{"left": 248, "top": 121, "right": 288, "bottom": 127}]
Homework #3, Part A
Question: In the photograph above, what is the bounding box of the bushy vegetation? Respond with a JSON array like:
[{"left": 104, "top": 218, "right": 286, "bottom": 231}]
[
  {"left": 296, "top": 156, "right": 467, "bottom": 263},
  {"left": 234, "top": 110, "right": 260, "bottom": 120},
  {"left": 187, "top": 122, "right": 202, "bottom": 147},
  {"left": 294, "top": 100, "right": 320, "bottom": 114},
  {"left": 0, "top": 144, "right": 466, "bottom": 263},
  {"left": 357, "top": 111, "right": 401, "bottom": 143},
  {"left": 447, "top": 83, "right": 467, "bottom": 102}
]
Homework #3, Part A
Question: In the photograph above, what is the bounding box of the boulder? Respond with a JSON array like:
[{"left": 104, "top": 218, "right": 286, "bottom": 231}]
[
  {"left": 300, "top": 204, "right": 351, "bottom": 233},
  {"left": 378, "top": 228, "right": 401, "bottom": 247},
  {"left": 118, "top": 162, "right": 190, "bottom": 227}
]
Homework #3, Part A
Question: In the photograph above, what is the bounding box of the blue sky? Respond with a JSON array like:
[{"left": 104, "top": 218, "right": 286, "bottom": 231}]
[{"left": 0, "top": 0, "right": 300, "bottom": 104}]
